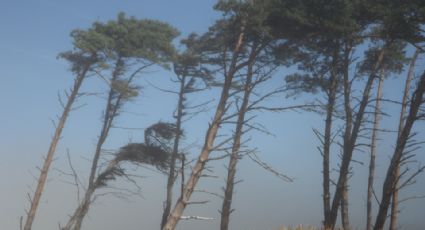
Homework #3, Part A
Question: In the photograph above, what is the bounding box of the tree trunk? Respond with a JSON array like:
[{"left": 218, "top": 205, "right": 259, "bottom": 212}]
[
  {"left": 63, "top": 59, "right": 124, "bottom": 230},
  {"left": 23, "top": 61, "right": 92, "bottom": 230},
  {"left": 161, "top": 74, "right": 186, "bottom": 229},
  {"left": 341, "top": 178, "right": 350, "bottom": 230},
  {"left": 220, "top": 48, "right": 256, "bottom": 230},
  {"left": 340, "top": 43, "right": 353, "bottom": 230},
  {"left": 323, "top": 47, "right": 339, "bottom": 230},
  {"left": 374, "top": 71, "right": 425, "bottom": 230},
  {"left": 61, "top": 159, "right": 120, "bottom": 230},
  {"left": 329, "top": 46, "right": 385, "bottom": 229},
  {"left": 389, "top": 49, "right": 420, "bottom": 230},
  {"left": 389, "top": 164, "right": 400, "bottom": 230},
  {"left": 366, "top": 69, "right": 385, "bottom": 230},
  {"left": 161, "top": 27, "right": 246, "bottom": 230}
]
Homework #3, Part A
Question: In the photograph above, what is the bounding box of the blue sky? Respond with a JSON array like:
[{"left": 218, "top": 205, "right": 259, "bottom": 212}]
[{"left": 0, "top": 1, "right": 424, "bottom": 230}]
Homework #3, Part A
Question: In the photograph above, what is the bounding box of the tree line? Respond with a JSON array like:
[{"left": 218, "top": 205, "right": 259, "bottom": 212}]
[{"left": 20, "top": 1, "right": 425, "bottom": 230}]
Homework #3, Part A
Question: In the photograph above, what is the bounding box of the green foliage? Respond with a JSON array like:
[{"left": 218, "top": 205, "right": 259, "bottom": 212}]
[
  {"left": 266, "top": 0, "right": 362, "bottom": 41},
  {"left": 70, "top": 28, "right": 113, "bottom": 54},
  {"left": 215, "top": 0, "right": 274, "bottom": 41},
  {"left": 283, "top": 44, "right": 342, "bottom": 98},
  {"left": 91, "top": 12, "right": 179, "bottom": 63},
  {"left": 189, "top": 0, "right": 275, "bottom": 62},
  {"left": 111, "top": 79, "right": 140, "bottom": 99},
  {"left": 95, "top": 165, "right": 125, "bottom": 188},
  {"left": 365, "top": 0, "right": 425, "bottom": 42},
  {"left": 95, "top": 143, "right": 170, "bottom": 188},
  {"left": 285, "top": 73, "right": 330, "bottom": 97},
  {"left": 57, "top": 51, "right": 98, "bottom": 74},
  {"left": 274, "top": 0, "right": 422, "bottom": 99},
  {"left": 117, "top": 143, "right": 170, "bottom": 170},
  {"left": 267, "top": 0, "right": 424, "bottom": 53},
  {"left": 95, "top": 122, "right": 182, "bottom": 187},
  {"left": 358, "top": 41, "right": 409, "bottom": 77},
  {"left": 59, "top": 12, "right": 179, "bottom": 81},
  {"left": 66, "top": 12, "right": 179, "bottom": 71},
  {"left": 144, "top": 122, "right": 181, "bottom": 150},
  {"left": 181, "top": 0, "right": 287, "bottom": 94},
  {"left": 173, "top": 34, "right": 215, "bottom": 91}
]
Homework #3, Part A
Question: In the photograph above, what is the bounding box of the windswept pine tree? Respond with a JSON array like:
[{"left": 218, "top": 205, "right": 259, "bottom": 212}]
[
  {"left": 60, "top": 13, "right": 179, "bottom": 230},
  {"left": 358, "top": 41, "right": 409, "bottom": 230},
  {"left": 389, "top": 48, "right": 421, "bottom": 230},
  {"left": 267, "top": 1, "right": 372, "bottom": 228},
  {"left": 22, "top": 27, "right": 101, "bottom": 230},
  {"left": 14, "top": 2, "right": 425, "bottom": 230},
  {"left": 266, "top": 1, "right": 424, "bottom": 229},
  {"left": 374, "top": 71, "right": 425, "bottom": 230},
  {"left": 160, "top": 35, "right": 214, "bottom": 229},
  {"left": 162, "top": 1, "right": 253, "bottom": 229},
  {"left": 217, "top": 2, "right": 300, "bottom": 230}
]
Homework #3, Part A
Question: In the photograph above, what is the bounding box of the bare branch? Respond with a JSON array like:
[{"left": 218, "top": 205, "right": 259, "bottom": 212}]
[
  {"left": 399, "top": 195, "right": 425, "bottom": 204},
  {"left": 66, "top": 150, "right": 83, "bottom": 201},
  {"left": 398, "top": 165, "right": 425, "bottom": 190},
  {"left": 247, "top": 152, "right": 293, "bottom": 182},
  {"left": 194, "top": 189, "right": 225, "bottom": 199},
  {"left": 145, "top": 79, "right": 179, "bottom": 95}
]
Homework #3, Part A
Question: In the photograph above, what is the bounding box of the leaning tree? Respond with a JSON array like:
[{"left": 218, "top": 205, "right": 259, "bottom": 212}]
[
  {"left": 23, "top": 24, "right": 103, "bottom": 230},
  {"left": 60, "top": 13, "right": 179, "bottom": 230}
]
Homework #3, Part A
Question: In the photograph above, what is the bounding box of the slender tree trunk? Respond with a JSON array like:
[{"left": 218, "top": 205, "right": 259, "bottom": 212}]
[
  {"left": 63, "top": 59, "right": 124, "bottom": 230},
  {"left": 161, "top": 74, "right": 186, "bottom": 229},
  {"left": 220, "top": 48, "right": 256, "bottom": 230},
  {"left": 341, "top": 179, "right": 350, "bottom": 230},
  {"left": 329, "top": 46, "right": 385, "bottom": 229},
  {"left": 23, "top": 62, "right": 93, "bottom": 230},
  {"left": 162, "top": 27, "right": 246, "bottom": 230},
  {"left": 61, "top": 159, "right": 120, "bottom": 230},
  {"left": 323, "top": 47, "right": 339, "bottom": 230},
  {"left": 340, "top": 43, "right": 353, "bottom": 230},
  {"left": 389, "top": 167, "right": 400, "bottom": 230},
  {"left": 374, "top": 71, "right": 425, "bottom": 230},
  {"left": 389, "top": 49, "right": 420, "bottom": 230},
  {"left": 389, "top": 162, "right": 400, "bottom": 230},
  {"left": 366, "top": 69, "right": 385, "bottom": 230}
]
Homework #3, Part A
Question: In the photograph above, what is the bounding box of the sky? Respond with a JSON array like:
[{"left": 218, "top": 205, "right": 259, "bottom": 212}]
[{"left": 0, "top": 1, "right": 424, "bottom": 230}]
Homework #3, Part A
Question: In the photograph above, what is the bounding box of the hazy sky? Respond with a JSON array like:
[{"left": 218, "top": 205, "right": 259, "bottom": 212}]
[{"left": 1, "top": 1, "right": 424, "bottom": 230}]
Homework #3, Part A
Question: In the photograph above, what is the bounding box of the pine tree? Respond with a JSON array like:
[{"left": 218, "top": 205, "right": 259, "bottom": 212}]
[
  {"left": 23, "top": 27, "right": 101, "bottom": 230},
  {"left": 60, "top": 13, "right": 179, "bottom": 230}
]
